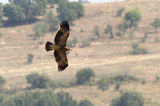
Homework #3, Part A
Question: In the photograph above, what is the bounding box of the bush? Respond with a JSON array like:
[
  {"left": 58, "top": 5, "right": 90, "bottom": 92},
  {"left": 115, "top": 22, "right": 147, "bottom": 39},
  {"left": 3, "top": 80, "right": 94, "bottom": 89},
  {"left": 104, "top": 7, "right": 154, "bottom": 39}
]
[
  {"left": 57, "top": 91, "right": 78, "bottom": 106},
  {"left": 27, "top": 53, "right": 34, "bottom": 64},
  {"left": 57, "top": 1, "right": 84, "bottom": 22},
  {"left": 26, "top": 73, "right": 50, "bottom": 89},
  {"left": 0, "top": 76, "right": 5, "bottom": 87},
  {"left": 129, "top": 43, "right": 148, "bottom": 55},
  {"left": 97, "top": 77, "right": 110, "bottom": 91},
  {"left": 110, "top": 91, "right": 144, "bottom": 106},
  {"left": 124, "top": 9, "right": 141, "bottom": 28},
  {"left": 97, "top": 74, "right": 137, "bottom": 91},
  {"left": 93, "top": 25, "right": 100, "bottom": 38},
  {"left": 151, "top": 17, "right": 160, "bottom": 32},
  {"left": 76, "top": 68, "right": 95, "bottom": 85},
  {"left": 33, "top": 21, "right": 49, "bottom": 38},
  {"left": 0, "top": 10, "right": 3, "bottom": 26},
  {"left": 79, "top": 99, "right": 94, "bottom": 106},
  {"left": 44, "top": 11, "right": 59, "bottom": 31},
  {"left": 116, "top": 7, "right": 125, "bottom": 17},
  {"left": 80, "top": 40, "right": 91, "bottom": 48},
  {"left": 3, "top": 4, "right": 25, "bottom": 24},
  {"left": 104, "top": 24, "right": 114, "bottom": 38},
  {"left": 67, "top": 37, "right": 78, "bottom": 47}
]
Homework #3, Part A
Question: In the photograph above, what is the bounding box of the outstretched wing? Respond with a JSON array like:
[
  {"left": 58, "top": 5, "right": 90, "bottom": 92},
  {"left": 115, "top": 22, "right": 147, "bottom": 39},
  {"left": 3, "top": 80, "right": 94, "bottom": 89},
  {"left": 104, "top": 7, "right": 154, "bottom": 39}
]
[
  {"left": 54, "top": 30, "right": 69, "bottom": 47},
  {"left": 54, "top": 50, "right": 68, "bottom": 71}
]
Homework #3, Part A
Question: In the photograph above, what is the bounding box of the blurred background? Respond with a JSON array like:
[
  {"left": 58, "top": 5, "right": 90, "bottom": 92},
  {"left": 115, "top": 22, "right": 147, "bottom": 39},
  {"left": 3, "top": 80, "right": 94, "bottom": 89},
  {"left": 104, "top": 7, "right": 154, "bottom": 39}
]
[{"left": 0, "top": 0, "right": 160, "bottom": 106}]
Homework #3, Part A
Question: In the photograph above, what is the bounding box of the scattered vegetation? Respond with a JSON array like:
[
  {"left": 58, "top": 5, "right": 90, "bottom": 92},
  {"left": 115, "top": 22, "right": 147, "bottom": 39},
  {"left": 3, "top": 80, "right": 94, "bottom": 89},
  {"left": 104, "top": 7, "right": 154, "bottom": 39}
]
[
  {"left": 124, "top": 9, "right": 141, "bottom": 28},
  {"left": 97, "top": 74, "right": 138, "bottom": 91},
  {"left": 43, "top": 11, "right": 59, "bottom": 32},
  {"left": 110, "top": 91, "right": 144, "bottom": 106},
  {"left": 27, "top": 53, "right": 34, "bottom": 64},
  {"left": 57, "top": 0, "right": 84, "bottom": 22},
  {"left": 129, "top": 43, "right": 148, "bottom": 55},
  {"left": 104, "top": 24, "right": 114, "bottom": 38},
  {"left": 33, "top": 21, "right": 49, "bottom": 38},
  {"left": 80, "top": 40, "right": 91, "bottom": 48},
  {"left": 116, "top": 7, "right": 125, "bottom": 17},
  {"left": 79, "top": 99, "right": 94, "bottom": 106},
  {"left": 151, "top": 17, "right": 160, "bottom": 33},
  {"left": 67, "top": 37, "right": 78, "bottom": 47},
  {"left": 76, "top": 68, "right": 95, "bottom": 85},
  {"left": 93, "top": 25, "right": 100, "bottom": 39},
  {"left": 26, "top": 73, "right": 50, "bottom": 89},
  {"left": 0, "top": 76, "right": 5, "bottom": 88}
]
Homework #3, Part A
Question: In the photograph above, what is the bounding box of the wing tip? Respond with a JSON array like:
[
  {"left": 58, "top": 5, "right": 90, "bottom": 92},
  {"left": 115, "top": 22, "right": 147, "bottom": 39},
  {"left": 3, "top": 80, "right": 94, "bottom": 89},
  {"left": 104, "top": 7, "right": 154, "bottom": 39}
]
[
  {"left": 58, "top": 64, "right": 68, "bottom": 72},
  {"left": 45, "top": 41, "right": 53, "bottom": 51}
]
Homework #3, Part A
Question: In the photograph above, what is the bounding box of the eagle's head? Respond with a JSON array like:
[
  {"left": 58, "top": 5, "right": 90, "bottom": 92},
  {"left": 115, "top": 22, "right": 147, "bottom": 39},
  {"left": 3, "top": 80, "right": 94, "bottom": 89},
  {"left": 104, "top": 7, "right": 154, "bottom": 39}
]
[{"left": 60, "top": 21, "right": 69, "bottom": 31}]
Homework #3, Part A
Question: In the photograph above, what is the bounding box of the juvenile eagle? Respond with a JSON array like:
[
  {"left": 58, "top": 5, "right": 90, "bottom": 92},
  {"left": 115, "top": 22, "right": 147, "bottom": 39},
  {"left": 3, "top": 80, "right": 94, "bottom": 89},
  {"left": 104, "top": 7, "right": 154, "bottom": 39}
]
[{"left": 45, "top": 21, "right": 71, "bottom": 71}]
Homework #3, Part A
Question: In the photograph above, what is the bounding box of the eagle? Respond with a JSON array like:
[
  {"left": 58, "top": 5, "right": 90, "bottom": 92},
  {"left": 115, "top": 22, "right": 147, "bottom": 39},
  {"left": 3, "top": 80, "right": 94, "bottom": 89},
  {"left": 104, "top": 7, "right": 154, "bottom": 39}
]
[{"left": 45, "top": 21, "right": 71, "bottom": 71}]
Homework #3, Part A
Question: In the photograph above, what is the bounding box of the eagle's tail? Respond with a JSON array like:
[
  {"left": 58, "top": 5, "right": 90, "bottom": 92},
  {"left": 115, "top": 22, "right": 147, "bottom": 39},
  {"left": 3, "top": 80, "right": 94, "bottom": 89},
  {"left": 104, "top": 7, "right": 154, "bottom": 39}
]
[{"left": 45, "top": 41, "right": 55, "bottom": 51}]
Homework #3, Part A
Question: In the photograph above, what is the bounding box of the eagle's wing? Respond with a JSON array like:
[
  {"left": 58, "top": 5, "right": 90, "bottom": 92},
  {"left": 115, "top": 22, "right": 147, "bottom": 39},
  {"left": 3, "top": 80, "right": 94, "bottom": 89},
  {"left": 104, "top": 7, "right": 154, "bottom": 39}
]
[
  {"left": 54, "top": 50, "right": 68, "bottom": 71},
  {"left": 54, "top": 30, "right": 69, "bottom": 47}
]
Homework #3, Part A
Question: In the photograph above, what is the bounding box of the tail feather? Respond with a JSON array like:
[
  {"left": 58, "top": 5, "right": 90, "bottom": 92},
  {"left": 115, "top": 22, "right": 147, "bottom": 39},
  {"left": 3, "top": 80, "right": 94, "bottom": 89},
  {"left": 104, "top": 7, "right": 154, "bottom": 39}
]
[{"left": 45, "top": 41, "right": 54, "bottom": 51}]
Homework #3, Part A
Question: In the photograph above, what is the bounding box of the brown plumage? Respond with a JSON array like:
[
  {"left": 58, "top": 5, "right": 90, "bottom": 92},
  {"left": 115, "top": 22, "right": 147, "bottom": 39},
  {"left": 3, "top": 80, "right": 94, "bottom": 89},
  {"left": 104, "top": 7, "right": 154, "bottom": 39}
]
[{"left": 45, "top": 21, "right": 71, "bottom": 71}]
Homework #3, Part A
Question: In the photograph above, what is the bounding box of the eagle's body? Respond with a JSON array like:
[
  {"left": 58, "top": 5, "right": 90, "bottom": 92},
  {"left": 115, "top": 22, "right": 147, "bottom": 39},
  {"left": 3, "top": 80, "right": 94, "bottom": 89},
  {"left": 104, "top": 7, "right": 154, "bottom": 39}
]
[{"left": 45, "top": 21, "right": 71, "bottom": 71}]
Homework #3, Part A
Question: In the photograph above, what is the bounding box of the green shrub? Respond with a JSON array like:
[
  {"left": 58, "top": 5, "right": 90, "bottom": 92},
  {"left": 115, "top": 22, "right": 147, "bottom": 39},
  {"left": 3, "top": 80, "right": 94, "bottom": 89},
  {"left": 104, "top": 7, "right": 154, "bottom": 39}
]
[
  {"left": 67, "top": 37, "right": 78, "bottom": 47},
  {"left": 0, "top": 32, "right": 2, "bottom": 38},
  {"left": 27, "top": 53, "right": 34, "bottom": 64},
  {"left": 97, "top": 74, "right": 137, "bottom": 91},
  {"left": 76, "top": 68, "right": 95, "bottom": 85},
  {"left": 3, "top": 4, "right": 25, "bottom": 24},
  {"left": 104, "top": 24, "right": 114, "bottom": 38},
  {"left": 129, "top": 47, "right": 148, "bottom": 55},
  {"left": 115, "top": 82, "right": 121, "bottom": 91},
  {"left": 44, "top": 11, "right": 59, "bottom": 31},
  {"left": 151, "top": 17, "right": 160, "bottom": 32},
  {"left": 0, "top": 76, "right": 5, "bottom": 88},
  {"left": 130, "top": 43, "right": 148, "bottom": 55},
  {"left": 110, "top": 91, "right": 144, "bottom": 106},
  {"left": 79, "top": 99, "right": 94, "bottom": 106},
  {"left": 57, "top": 1, "right": 84, "bottom": 22},
  {"left": 124, "top": 9, "right": 141, "bottom": 28},
  {"left": 97, "top": 77, "right": 110, "bottom": 91},
  {"left": 57, "top": 91, "right": 78, "bottom": 106},
  {"left": 33, "top": 21, "right": 49, "bottom": 38},
  {"left": 93, "top": 25, "right": 100, "bottom": 38},
  {"left": 116, "top": 7, "right": 125, "bottom": 17},
  {"left": 26, "top": 73, "right": 50, "bottom": 89},
  {"left": 80, "top": 40, "right": 91, "bottom": 48}
]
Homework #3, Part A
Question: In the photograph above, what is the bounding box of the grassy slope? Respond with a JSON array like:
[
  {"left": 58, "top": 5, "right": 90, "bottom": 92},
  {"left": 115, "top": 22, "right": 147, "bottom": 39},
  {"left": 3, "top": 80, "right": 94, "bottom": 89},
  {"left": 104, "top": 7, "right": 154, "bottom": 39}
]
[{"left": 0, "top": 0, "right": 160, "bottom": 105}]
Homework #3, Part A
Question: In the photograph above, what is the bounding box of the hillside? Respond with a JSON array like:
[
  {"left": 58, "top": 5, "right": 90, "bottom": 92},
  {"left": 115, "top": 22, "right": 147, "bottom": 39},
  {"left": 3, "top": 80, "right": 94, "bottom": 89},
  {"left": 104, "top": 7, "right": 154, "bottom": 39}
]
[{"left": 0, "top": 0, "right": 160, "bottom": 105}]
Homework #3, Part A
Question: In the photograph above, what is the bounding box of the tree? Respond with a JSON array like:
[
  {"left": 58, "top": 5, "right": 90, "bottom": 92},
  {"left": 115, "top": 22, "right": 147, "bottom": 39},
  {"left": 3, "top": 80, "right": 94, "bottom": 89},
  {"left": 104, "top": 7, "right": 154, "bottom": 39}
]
[
  {"left": 44, "top": 11, "right": 59, "bottom": 31},
  {"left": 76, "top": 68, "right": 95, "bottom": 85},
  {"left": 27, "top": 53, "right": 34, "bottom": 64},
  {"left": 3, "top": 4, "right": 25, "bottom": 24},
  {"left": 104, "top": 24, "right": 114, "bottom": 38},
  {"left": 0, "top": 76, "right": 5, "bottom": 88},
  {"left": 57, "top": 91, "right": 78, "bottom": 106},
  {"left": 0, "top": 10, "right": 3, "bottom": 26},
  {"left": 93, "top": 25, "right": 100, "bottom": 38},
  {"left": 151, "top": 17, "right": 160, "bottom": 33},
  {"left": 26, "top": 73, "right": 50, "bottom": 89},
  {"left": 33, "top": 21, "right": 49, "bottom": 38},
  {"left": 79, "top": 99, "right": 94, "bottom": 106},
  {"left": 124, "top": 9, "right": 141, "bottom": 28},
  {"left": 9, "top": 0, "right": 47, "bottom": 20},
  {"left": 116, "top": 7, "right": 125, "bottom": 17},
  {"left": 111, "top": 91, "right": 144, "bottom": 106},
  {"left": 57, "top": 1, "right": 84, "bottom": 22}
]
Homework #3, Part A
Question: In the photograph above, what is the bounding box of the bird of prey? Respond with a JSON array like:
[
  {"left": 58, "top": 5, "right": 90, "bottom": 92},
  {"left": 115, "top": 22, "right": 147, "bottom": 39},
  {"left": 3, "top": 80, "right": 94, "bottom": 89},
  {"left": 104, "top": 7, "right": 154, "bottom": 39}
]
[{"left": 45, "top": 21, "right": 71, "bottom": 71}]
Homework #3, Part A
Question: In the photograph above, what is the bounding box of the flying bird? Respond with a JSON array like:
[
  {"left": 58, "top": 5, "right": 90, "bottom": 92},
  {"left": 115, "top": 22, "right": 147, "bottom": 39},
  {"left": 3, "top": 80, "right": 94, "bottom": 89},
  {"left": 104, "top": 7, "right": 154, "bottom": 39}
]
[{"left": 45, "top": 21, "right": 71, "bottom": 71}]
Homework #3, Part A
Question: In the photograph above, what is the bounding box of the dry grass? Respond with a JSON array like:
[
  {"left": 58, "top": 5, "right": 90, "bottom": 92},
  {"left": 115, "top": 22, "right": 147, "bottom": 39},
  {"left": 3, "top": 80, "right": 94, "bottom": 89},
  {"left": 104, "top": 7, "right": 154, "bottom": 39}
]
[{"left": 1, "top": 0, "right": 160, "bottom": 105}]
